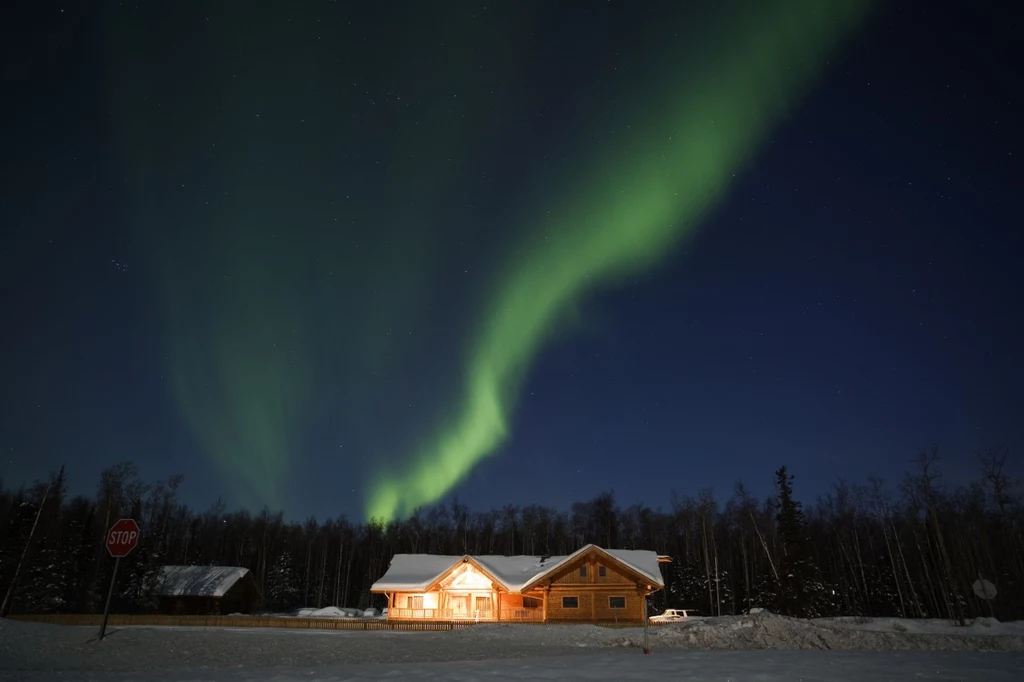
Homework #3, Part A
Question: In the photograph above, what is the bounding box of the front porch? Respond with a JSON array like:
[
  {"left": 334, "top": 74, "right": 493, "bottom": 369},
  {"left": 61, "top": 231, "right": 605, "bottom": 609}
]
[{"left": 387, "top": 605, "right": 545, "bottom": 622}]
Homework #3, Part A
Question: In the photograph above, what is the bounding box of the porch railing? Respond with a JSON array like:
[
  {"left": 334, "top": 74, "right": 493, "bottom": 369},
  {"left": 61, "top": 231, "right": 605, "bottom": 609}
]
[
  {"left": 389, "top": 607, "right": 545, "bottom": 621},
  {"left": 390, "top": 608, "right": 452, "bottom": 620}
]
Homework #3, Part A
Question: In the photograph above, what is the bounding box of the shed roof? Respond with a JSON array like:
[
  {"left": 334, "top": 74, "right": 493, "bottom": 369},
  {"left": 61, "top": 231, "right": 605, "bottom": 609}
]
[
  {"left": 370, "top": 545, "right": 663, "bottom": 593},
  {"left": 159, "top": 565, "right": 253, "bottom": 598}
]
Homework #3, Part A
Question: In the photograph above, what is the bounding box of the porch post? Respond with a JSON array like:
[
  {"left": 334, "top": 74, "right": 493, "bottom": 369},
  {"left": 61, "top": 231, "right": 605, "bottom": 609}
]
[
  {"left": 494, "top": 590, "right": 500, "bottom": 621},
  {"left": 542, "top": 588, "right": 549, "bottom": 623}
]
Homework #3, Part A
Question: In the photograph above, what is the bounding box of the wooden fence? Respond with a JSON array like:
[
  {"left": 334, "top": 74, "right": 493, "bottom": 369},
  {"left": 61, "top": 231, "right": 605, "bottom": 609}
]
[
  {"left": 8, "top": 614, "right": 662, "bottom": 630},
  {"left": 6, "top": 614, "right": 475, "bottom": 631}
]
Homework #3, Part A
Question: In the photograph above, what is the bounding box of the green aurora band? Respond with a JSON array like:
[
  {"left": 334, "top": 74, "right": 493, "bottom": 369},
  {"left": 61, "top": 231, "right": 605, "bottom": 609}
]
[{"left": 366, "top": 0, "right": 872, "bottom": 521}]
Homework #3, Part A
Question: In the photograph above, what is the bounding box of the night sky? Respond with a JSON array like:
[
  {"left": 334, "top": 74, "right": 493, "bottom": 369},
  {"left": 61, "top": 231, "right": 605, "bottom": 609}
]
[{"left": 2, "top": 1, "right": 1020, "bottom": 522}]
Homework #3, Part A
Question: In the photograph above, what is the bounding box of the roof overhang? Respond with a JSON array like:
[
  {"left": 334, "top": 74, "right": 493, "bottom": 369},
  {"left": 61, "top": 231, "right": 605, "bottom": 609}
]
[{"left": 371, "top": 555, "right": 514, "bottom": 593}]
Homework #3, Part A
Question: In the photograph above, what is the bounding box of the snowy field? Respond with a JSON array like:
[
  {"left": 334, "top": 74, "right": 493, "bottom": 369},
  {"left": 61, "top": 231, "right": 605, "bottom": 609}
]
[{"left": 3, "top": 612, "right": 1024, "bottom": 681}]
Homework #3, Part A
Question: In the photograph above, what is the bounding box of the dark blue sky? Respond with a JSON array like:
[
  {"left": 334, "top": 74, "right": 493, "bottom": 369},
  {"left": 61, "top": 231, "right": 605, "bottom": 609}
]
[{"left": 2, "top": 0, "right": 1020, "bottom": 520}]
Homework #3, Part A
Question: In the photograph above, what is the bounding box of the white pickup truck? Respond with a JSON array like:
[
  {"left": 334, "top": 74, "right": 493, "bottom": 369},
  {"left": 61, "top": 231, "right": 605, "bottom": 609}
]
[{"left": 648, "top": 608, "right": 695, "bottom": 622}]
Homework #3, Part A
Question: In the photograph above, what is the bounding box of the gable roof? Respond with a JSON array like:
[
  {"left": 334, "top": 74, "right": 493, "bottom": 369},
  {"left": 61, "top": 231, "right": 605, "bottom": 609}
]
[
  {"left": 517, "top": 545, "right": 664, "bottom": 592},
  {"left": 159, "top": 565, "right": 254, "bottom": 598},
  {"left": 370, "top": 545, "right": 664, "bottom": 593}
]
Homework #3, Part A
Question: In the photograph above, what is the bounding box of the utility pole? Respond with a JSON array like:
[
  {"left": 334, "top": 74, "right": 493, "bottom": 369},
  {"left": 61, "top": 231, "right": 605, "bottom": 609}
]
[{"left": 1, "top": 477, "right": 53, "bottom": 617}]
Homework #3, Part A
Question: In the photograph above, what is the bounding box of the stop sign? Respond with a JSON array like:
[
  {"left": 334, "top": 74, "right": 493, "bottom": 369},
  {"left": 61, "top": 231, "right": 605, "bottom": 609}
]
[{"left": 106, "top": 518, "right": 140, "bottom": 558}]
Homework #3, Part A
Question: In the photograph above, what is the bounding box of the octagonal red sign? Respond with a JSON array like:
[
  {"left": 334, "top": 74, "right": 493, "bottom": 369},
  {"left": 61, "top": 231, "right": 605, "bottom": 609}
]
[{"left": 106, "top": 518, "right": 140, "bottom": 558}]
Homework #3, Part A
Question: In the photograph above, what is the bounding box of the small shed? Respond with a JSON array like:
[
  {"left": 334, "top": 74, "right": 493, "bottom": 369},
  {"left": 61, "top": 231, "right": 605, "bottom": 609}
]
[{"left": 158, "top": 565, "right": 260, "bottom": 615}]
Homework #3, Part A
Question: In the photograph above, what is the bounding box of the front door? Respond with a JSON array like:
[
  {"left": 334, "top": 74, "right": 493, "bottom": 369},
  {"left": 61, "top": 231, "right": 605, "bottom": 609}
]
[{"left": 451, "top": 595, "right": 469, "bottom": 618}]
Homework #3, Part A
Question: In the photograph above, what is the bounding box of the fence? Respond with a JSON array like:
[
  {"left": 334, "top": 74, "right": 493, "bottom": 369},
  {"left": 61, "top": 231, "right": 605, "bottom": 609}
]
[
  {"left": 8, "top": 613, "right": 665, "bottom": 630},
  {"left": 6, "top": 614, "right": 475, "bottom": 631}
]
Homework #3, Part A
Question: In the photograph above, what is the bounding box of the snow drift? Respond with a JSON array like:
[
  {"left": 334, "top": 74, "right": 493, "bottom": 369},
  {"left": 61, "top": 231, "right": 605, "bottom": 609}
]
[{"left": 617, "top": 611, "right": 1024, "bottom": 652}]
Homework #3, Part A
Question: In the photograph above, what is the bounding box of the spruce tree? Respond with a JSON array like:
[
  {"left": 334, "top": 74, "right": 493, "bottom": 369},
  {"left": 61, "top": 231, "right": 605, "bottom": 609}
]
[
  {"left": 266, "top": 551, "right": 301, "bottom": 612},
  {"left": 774, "top": 466, "right": 825, "bottom": 617}
]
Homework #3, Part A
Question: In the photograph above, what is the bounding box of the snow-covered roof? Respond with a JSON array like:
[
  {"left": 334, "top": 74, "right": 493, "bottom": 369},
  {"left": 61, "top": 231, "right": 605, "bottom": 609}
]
[
  {"left": 159, "top": 565, "right": 253, "bottom": 598},
  {"left": 598, "top": 549, "right": 664, "bottom": 587},
  {"left": 513, "top": 546, "right": 664, "bottom": 592},
  {"left": 369, "top": 555, "right": 464, "bottom": 591},
  {"left": 474, "top": 554, "right": 562, "bottom": 592},
  {"left": 371, "top": 545, "right": 664, "bottom": 593}
]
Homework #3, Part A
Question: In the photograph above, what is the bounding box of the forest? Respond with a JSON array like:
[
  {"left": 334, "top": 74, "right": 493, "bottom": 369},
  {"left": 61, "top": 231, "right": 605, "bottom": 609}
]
[{"left": 1, "top": 447, "right": 1020, "bottom": 622}]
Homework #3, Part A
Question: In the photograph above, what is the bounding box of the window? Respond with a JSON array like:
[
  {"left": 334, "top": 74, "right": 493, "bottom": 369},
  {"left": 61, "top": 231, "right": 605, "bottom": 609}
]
[
  {"left": 523, "top": 597, "right": 540, "bottom": 609},
  {"left": 562, "top": 596, "right": 579, "bottom": 609},
  {"left": 598, "top": 565, "right": 607, "bottom": 577},
  {"left": 408, "top": 595, "right": 423, "bottom": 609},
  {"left": 475, "top": 596, "right": 492, "bottom": 611},
  {"left": 609, "top": 596, "right": 626, "bottom": 609},
  {"left": 579, "top": 565, "right": 587, "bottom": 578}
]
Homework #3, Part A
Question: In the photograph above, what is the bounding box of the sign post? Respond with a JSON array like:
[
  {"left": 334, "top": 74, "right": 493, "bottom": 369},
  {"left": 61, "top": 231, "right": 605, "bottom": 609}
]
[
  {"left": 642, "top": 594, "right": 650, "bottom": 654},
  {"left": 99, "top": 518, "right": 140, "bottom": 641}
]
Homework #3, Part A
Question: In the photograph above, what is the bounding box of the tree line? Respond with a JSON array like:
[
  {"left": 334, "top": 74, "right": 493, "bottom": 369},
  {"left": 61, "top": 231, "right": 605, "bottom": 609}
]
[{"left": 1, "top": 447, "right": 1020, "bottom": 621}]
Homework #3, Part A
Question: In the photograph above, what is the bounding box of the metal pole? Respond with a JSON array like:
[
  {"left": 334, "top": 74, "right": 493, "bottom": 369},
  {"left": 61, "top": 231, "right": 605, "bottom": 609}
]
[
  {"left": 99, "top": 556, "right": 120, "bottom": 641},
  {"left": 643, "top": 594, "right": 650, "bottom": 654}
]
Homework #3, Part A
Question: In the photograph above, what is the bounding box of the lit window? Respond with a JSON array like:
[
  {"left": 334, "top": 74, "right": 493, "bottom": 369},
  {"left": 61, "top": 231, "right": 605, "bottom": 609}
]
[
  {"left": 408, "top": 596, "right": 423, "bottom": 609},
  {"left": 609, "top": 596, "right": 626, "bottom": 609},
  {"left": 562, "top": 596, "right": 579, "bottom": 609}
]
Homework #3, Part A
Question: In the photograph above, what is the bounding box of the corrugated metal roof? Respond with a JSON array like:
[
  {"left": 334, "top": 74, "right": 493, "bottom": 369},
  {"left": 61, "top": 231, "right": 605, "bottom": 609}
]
[{"left": 159, "top": 565, "right": 252, "bottom": 598}]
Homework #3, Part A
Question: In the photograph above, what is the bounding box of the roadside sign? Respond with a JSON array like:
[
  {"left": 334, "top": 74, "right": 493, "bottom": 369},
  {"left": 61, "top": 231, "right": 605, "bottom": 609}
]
[
  {"left": 106, "top": 518, "right": 140, "bottom": 558},
  {"left": 972, "top": 578, "right": 997, "bottom": 600},
  {"left": 99, "top": 518, "right": 140, "bottom": 640}
]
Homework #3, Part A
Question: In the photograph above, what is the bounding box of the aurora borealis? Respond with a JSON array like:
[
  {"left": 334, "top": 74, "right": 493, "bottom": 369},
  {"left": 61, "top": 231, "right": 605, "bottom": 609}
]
[
  {"left": 366, "top": 0, "right": 871, "bottom": 520},
  {"left": 4, "top": 0, "right": 1022, "bottom": 521}
]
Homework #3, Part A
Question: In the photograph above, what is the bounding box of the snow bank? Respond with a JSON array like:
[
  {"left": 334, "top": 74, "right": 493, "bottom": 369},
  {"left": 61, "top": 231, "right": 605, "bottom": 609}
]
[
  {"left": 268, "top": 606, "right": 376, "bottom": 618},
  {"left": 820, "top": 615, "right": 1024, "bottom": 637},
  {"left": 293, "top": 606, "right": 361, "bottom": 618},
  {"left": 617, "top": 611, "right": 1024, "bottom": 652},
  {"left": 440, "top": 611, "right": 1024, "bottom": 653}
]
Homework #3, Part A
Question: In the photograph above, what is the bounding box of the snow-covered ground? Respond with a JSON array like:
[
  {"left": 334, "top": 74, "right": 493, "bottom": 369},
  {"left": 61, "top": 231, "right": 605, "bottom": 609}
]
[
  {"left": 4, "top": 650, "right": 1021, "bottom": 681},
  {"left": 2, "top": 612, "right": 1023, "bottom": 681}
]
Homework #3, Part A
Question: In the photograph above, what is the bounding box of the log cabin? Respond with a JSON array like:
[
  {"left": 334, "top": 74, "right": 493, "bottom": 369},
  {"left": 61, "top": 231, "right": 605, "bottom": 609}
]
[{"left": 371, "top": 544, "right": 665, "bottom": 623}]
